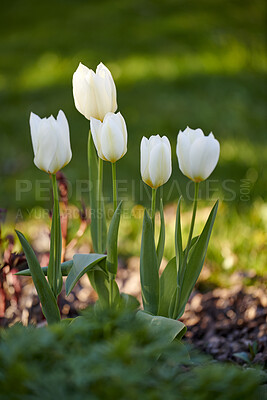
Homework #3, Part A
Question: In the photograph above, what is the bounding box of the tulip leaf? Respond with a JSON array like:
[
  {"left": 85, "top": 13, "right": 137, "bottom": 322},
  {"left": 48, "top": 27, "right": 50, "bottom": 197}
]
[
  {"left": 136, "top": 310, "right": 186, "bottom": 342},
  {"left": 15, "top": 230, "right": 60, "bottom": 324},
  {"left": 120, "top": 293, "right": 140, "bottom": 310},
  {"left": 156, "top": 198, "right": 165, "bottom": 271},
  {"left": 175, "top": 196, "right": 183, "bottom": 283},
  {"left": 140, "top": 210, "right": 159, "bottom": 315},
  {"left": 168, "top": 286, "right": 180, "bottom": 319},
  {"left": 65, "top": 253, "right": 107, "bottom": 295},
  {"left": 15, "top": 260, "right": 73, "bottom": 276},
  {"left": 158, "top": 257, "right": 177, "bottom": 317},
  {"left": 106, "top": 201, "right": 123, "bottom": 275},
  {"left": 177, "top": 200, "right": 219, "bottom": 318},
  {"left": 88, "top": 269, "right": 120, "bottom": 309}
]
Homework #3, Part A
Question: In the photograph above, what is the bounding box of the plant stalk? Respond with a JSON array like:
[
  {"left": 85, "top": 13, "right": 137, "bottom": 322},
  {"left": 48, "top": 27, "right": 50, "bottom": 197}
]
[
  {"left": 181, "top": 182, "right": 199, "bottom": 282},
  {"left": 151, "top": 188, "right": 157, "bottom": 233},
  {"left": 97, "top": 157, "right": 103, "bottom": 251},
  {"left": 50, "top": 173, "right": 62, "bottom": 297},
  {"left": 112, "top": 162, "right": 117, "bottom": 212}
]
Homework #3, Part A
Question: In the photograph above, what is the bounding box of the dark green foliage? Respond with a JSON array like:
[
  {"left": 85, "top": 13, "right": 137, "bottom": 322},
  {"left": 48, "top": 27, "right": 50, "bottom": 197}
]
[{"left": 0, "top": 307, "right": 262, "bottom": 400}]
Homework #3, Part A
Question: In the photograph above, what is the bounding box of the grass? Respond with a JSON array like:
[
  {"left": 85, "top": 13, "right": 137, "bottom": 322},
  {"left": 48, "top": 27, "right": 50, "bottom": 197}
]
[{"left": 0, "top": 0, "right": 266, "bottom": 285}]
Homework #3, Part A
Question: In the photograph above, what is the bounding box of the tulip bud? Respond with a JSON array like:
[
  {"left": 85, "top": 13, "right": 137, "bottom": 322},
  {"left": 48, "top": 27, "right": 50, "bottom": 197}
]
[
  {"left": 141, "top": 135, "right": 172, "bottom": 189},
  {"left": 176, "top": 127, "right": 220, "bottom": 182},
  {"left": 72, "top": 62, "right": 117, "bottom": 121},
  {"left": 90, "top": 112, "right": 127, "bottom": 163},
  {"left": 29, "top": 110, "right": 72, "bottom": 174}
]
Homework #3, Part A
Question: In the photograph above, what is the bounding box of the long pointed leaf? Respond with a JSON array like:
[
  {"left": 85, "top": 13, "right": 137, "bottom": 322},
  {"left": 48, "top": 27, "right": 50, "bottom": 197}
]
[
  {"left": 15, "top": 260, "right": 73, "bottom": 276},
  {"left": 158, "top": 257, "right": 177, "bottom": 317},
  {"left": 156, "top": 198, "right": 165, "bottom": 271},
  {"left": 65, "top": 253, "right": 106, "bottom": 295},
  {"left": 87, "top": 269, "right": 120, "bottom": 309},
  {"left": 16, "top": 230, "right": 60, "bottom": 324},
  {"left": 175, "top": 196, "right": 183, "bottom": 283},
  {"left": 177, "top": 200, "right": 219, "bottom": 318},
  {"left": 140, "top": 210, "right": 159, "bottom": 315},
  {"left": 106, "top": 201, "right": 123, "bottom": 275}
]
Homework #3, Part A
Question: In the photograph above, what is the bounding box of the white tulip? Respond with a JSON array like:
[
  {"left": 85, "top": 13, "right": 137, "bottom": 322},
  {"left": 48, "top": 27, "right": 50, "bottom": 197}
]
[
  {"left": 176, "top": 127, "right": 220, "bottom": 182},
  {"left": 29, "top": 110, "right": 72, "bottom": 174},
  {"left": 72, "top": 62, "right": 117, "bottom": 121},
  {"left": 90, "top": 112, "right": 127, "bottom": 163},
  {"left": 141, "top": 135, "right": 172, "bottom": 189}
]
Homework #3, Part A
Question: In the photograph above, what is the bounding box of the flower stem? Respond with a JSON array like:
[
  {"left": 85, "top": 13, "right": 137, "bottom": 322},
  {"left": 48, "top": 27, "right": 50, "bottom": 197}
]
[
  {"left": 151, "top": 188, "right": 157, "bottom": 232},
  {"left": 112, "top": 162, "right": 117, "bottom": 212},
  {"left": 50, "top": 174, "right": 62, "bottom": 297},
  {"left": 97, "top": 158, "right": 103, "bottom": 251},
  {"left": 181, "top": 182, "right": 199, "bottom": 281}
]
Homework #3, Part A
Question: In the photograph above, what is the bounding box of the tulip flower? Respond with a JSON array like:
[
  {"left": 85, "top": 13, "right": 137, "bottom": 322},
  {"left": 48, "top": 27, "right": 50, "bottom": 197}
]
[
  {"left": 90, "top": 112, "right": 127, "bottom": 163},
  {"left": 72, "top": 62, "right": 117, "bottom": 121},
  {"left": 29, "top": 110, "right": 72, "bottom": 175},
  {"left": 176, "top": 127, "right": 220, "bottom": 182},
  {"left": 141, "top": 135, "right": 172, "bottom": 189},
  {"left": 141, "top": 135, "right": 172, "bottom": 232}
]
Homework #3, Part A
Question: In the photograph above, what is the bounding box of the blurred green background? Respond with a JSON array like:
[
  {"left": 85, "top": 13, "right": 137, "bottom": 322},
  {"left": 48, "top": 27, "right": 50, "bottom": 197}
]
[{"left": 0, "top": 0, "right": 266, "bottom": 282}]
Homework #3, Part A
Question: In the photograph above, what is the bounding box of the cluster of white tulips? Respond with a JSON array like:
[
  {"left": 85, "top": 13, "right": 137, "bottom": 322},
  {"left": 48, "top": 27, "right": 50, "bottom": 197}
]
[{"left": 17, "top": 62, "right": 220, "bottom": 338}]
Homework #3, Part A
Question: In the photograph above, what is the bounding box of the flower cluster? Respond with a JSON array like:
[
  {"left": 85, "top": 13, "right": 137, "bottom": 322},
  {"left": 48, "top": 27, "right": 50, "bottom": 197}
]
[{"left": 21, "top": 61, "right": 221, "bottom": 330}]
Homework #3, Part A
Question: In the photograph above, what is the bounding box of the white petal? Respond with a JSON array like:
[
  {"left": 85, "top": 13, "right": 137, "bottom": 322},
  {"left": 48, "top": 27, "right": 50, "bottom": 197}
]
[
  {"left": 97, "top": 63, "right": 117, "bottom": 114},
  {"left": 177, "top": 131, "right": 192, "bottom": 179},
  {"left": 189, "top": 135, "right": 220, "bottom": 181},
  {"left": 140, "top": 136, "right": 150, "bottom": 183},
  {"left": 90, "top": 117, "right": 104, "bottom": 159},
  {"left": 149, "top": 142, "right": 171, "bottom": 188},
  {"left": 29, "top": 112, "right": 41, "bottom": 155},
  {"left": 183, "top": 126, "right": 204, "bottom": 144},
  {"left": 34, "top": 119, "right": 58, "bottom": 173},
  {"left": 72, "top": 63, "right": 91, "bottom": 119},
  {"left": 101, "top": 115, "right": 125, "bottom": 162}
]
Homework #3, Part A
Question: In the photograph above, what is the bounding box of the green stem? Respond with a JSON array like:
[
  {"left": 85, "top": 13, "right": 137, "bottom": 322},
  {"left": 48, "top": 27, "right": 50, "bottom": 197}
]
[
  {"left": 112, "top": 162, "right": 117, "bottom": 212},
  {"left": 181, "top": 182, "right": 199, "bottom": 281},
  {"left": 97, "top": 158, "right": 103, "bottom": 252},
  {"left": 151, "top": 188, "right": 157, "bottom": 233},
  {"left": 50, "top": 174, "right": 62, "bottom": 297}
]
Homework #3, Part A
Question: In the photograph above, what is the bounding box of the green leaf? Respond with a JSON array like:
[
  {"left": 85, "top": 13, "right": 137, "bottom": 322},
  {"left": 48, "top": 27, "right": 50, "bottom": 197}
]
[
  {"left": 88, "top": 131, "right": 107, "bottom": 253},
  {"left": 87, "top": 269, "right": 120, "bottom": 309},
  {"left": 158, "top": 257, "right": 177, "bottom": 317},
  {"left": 177, "top": 200, "right": 219, "bottom": 318},
  {"left": 140, "top": 209, "right": 159, "bottom": 315},
  {"left": 136, "top": 310, "right": 186, "bottom": 342},
  {"left": 15, "top": 260, "right": 73, "bottom": 276},
  {"left": 15, "top": 230, "right": 60, "bottom": 324},
  {"left": 234, "top": 352, "right": 251, "bottom": 364},
  {"left": 120, "top": 293, "right": 140, "bottom": 311},
  {"left": 156, "top": 198, "right": 165, "bottom": 271},
  {"left": 106, "top": 201, "right": 123, "bottom": 275},
  {"left": 168, "top": 287, "right": 180, "bottom": 319},
  {"left": 175, "top": 196, "right": 183, "bottom": 283},
  {"left": 65, "top": 253, "right": 107, "bottom": 295}
]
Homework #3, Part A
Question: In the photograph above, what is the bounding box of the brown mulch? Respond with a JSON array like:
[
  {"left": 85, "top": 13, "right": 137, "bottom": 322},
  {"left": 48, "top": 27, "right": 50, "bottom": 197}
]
[
  {"left": 181, "top": 287, "right": 267, "bottom": 365},
  {"left": 1, "top": 261, "right": 266, "bottom": 367}
]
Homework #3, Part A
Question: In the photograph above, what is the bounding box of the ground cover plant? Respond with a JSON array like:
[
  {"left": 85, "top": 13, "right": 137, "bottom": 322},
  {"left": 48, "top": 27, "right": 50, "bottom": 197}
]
[{"left": 0, "top": 306, "right": 264, "bottom": 400}]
